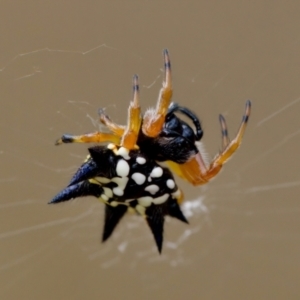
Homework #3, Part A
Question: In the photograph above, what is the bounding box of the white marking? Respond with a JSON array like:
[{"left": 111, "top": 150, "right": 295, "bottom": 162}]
[
  {"left": 89, "top": 179, "right": 101, "bottom": 186},
  {"left": 136, "top": 156, "right": 146, "bottom": 164},
  {"left": 145, "top": 184, "right": 159, "bottom": 195},
  {"left": 131, "top": 173, "right": 146, "bottom": 185},
  {"left": 172, "top": 189, "right": 182, "bottom": 200},
  {"left": 110, "top": 201, "right": 118, "bottom": 207},
  {"left": 84, "top": 155, "right": 91, "bottom": 162},
  {"left": 95, "top": 176, "right": 110, "bottom": 184},
  {"left": 135, "top": 204, "right": 146, "bottom": 215},
  {"left": 103, "top": 187, "right": 113, "bottom": 198},
  {"left": 117, "top": 147, "right": 130, "bottom": 160},
  {"left": 148, "top": 177, "right": 152, "bottom": 182},
  {"left": 166, "top": 179, "right": 175, "bottom": 189},
  {"left": 153, "top": 193, "right": 169, "bottom": 205},
  {"left": 150, "top": 167, "right": 163, "bottom": 178},
  {"left": 101, "top": 194, "right": 109, "bottom": 201},
  {"left": 107, "top": 143, "right": 115, "bottom": 150},
  {"left": 138, "top": 196, "right": 153, "bottom": 207},
  {"left": 111, "top": 177, "right": 128, "bottom": 192},
  {"left": 124, "top": 198, "right": 135, "bottom": 203},
  {"left": 127, "top": 207, "right": 135, "bottom": 214},
  {"left": 116, "top": 159, "right": 130, "bottom": 177},
  {"left": 113, "top": 187, "right": 124, "bottom": 196},
  {"left": 111, "top": 176, "right": 128, "bottom": 200}
]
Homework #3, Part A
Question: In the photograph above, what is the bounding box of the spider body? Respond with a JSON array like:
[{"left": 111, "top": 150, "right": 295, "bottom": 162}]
[
  {"left": 50, "top": 144, "right": 186, "bottom": 252},
  {"left": 137, "top": 103, "right": 203, "bottom": 163},
  {"left": 50, "top": 50, "right": 251, "bottom": 253}
]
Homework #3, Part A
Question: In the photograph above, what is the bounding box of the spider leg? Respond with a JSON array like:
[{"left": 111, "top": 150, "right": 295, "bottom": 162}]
[
  {"left": 174, "top": 101, "right": 251, "bottom": 185},
  {"left": 55, "top": 132, "right": 120, "bottom": 145},
  {"left": 219, "top": 113, "right": 230, "bottom": 150},
  {"left": 98, "top": 109, "right": 125, "bottom": 137},
  {"left": 120, "top": 74, "right": 142, "bottom": 149},
  {"left": 55, "top": 108, "right": 126, "bottom": 146},
  {"left": 142, "top": 49, "right": 173, "bottom": 137},
  {"left": 212, "top": 100, "right": 251, "bottom": 166}
]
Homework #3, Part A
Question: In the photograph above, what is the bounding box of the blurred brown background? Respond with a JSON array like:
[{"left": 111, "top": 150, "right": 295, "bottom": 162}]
[{"left": 1, "top": 1, "right": 299, "bottom": 299}]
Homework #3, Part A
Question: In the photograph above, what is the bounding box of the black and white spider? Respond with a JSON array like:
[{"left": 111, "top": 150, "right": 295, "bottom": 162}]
[{"left": 50, "top": 50, "right": 251, "bottom": 253}]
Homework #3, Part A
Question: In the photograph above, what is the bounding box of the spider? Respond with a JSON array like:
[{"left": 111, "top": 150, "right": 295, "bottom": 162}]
[{"left": 50, "top": 50, "right": 251, "bottom": 253}]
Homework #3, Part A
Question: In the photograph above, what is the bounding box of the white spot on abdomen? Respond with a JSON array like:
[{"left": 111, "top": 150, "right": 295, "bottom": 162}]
[
  {"left": 150, "top": 166, "right": 163, "bottom": 178},
  {"left": 103, "top": 187, "right": 113, "bottom": 198},
  {"left": 95, "top": 176, "right": 110, "bottom": 184},
  {"left": 135, "top": 204, "right": 146, "bottom": 215},
  {"left": 111, "top": 177, "right": 128, "bottom": 190},
  {"left": 113, "top": 187, "right": 124, "bottom": 196},
  {"left": 166, "top": 179, "right": 175, "bottom": 189},
  {"left": 153, "top": 193, "right": 169, "bottom": 205},
  {"left": 138, "top": 196, "right": 153, "bottom": 207},
  {"left": 136, "top": 157, "right": 146, "bottom": 164},
  {"left": 117, "top": 147, "right": 130, "bottom": 160},
  {"left": 172, "top": 189, "right": 182, "bottom": 201},
  {"left": 107, "top": 143, "right": 115, "bottom": 150},
  {"left": 101, "top": 194, "right": 109, "bottom": 201},
  {"left": 131, "top": 173, "right": 146, "bottom": 185},
  {"left": 116, "top": 159, "right": 130, "bottom": 177},
  {"left": 145, "top": 184, "right": 159, "bottom": 195}
]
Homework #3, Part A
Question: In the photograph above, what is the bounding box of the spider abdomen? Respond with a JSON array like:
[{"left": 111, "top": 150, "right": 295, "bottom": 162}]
[
  {"left": 50, "top": 144, "right": 188, "bottom": 252},
  {"left": 87, "top": 145, "right": 182, "bottom": 210}
]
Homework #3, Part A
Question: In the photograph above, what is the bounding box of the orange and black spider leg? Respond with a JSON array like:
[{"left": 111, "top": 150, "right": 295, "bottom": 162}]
[
  {"left": 98, "top": 109, "right": 125, "bottom": 137},
  {"left": 142, "top": 49, "right": 173, "bottom": 137},
  {"left": 176, "top": 101, "right": 251, "bottom": 185},
  {"left": 219, "top": 114, "right": 230, "bottom": 150},
  {"left": 55, "top": 108, "right": 126, "bottom": 146},
  {"left": 120, "top": 74, "right": 142, "bottom": 150},
  {"left": 55, "top": 132, "right": 121, "bottom": 145},
  {"left": 211, "top": 100, "right": 251, "bottom": 168}
]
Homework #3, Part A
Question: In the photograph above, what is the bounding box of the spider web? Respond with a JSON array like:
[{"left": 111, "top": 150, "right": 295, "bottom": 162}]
[
  {"left": 0, "top": 44, "right": 211, "bottom": 273},
  {"left": 1, "top": 39, "right": 300, "bottom": 298}
]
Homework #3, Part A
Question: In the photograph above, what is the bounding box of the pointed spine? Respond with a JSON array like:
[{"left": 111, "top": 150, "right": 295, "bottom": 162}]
[
  {"left": 145, "top": 205, "right": 165, "bottom": 253},
  {"left": 49, "top": 180, "right": 103, "bottom": 204},
  {"left": 102, "top": 204, "right": 128, "bottom": 242},
  {"left": 68, "top": 157, "right": 99, "bottom": 186}
]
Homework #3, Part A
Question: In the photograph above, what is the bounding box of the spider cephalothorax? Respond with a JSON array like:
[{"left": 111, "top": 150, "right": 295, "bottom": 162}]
[
  {"left": 137, "top": 103, "right": 203, "bottom": 163},
  {"left": 50, "top": 49, "right": 251, "bottom": 253}
]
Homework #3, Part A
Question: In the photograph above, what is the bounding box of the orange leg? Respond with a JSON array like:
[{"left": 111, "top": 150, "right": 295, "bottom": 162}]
[
  {"left": 55, "top": 76, "right": 141, "bottom": 147},
  {"left": 172, "top": 101, "right": 251, "bottom": 185},
  {"left": 55, "top": 132, "right": 120, "bottom": 145},
  {"left": 55, "top": 109, "right": 124, "bottom": 145},
  {"left": 120, "top": 75, "right": 142, "bottom": 150},
  {"left": 142, "top": 49, "right": 173, "bottom": 137},
  {"left": 98, "top": 109, "right": 125, "bottom": 137}
]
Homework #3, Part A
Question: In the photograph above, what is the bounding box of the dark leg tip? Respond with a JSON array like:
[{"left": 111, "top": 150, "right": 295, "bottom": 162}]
[
  {"left": 219, "top": 114, "right": 226, "bottom": 123},
  {"left": 98, "top": 108, "right": 105, "bottom": 116},
  {"left": 163, "top": 49, "right": 171, "bottom": 69},
  {"left": 132, "top": 74, "right": 139, "bottom": 91},
  {"left": 56, "top": 134, "right": 74, "bottom": 145}
]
